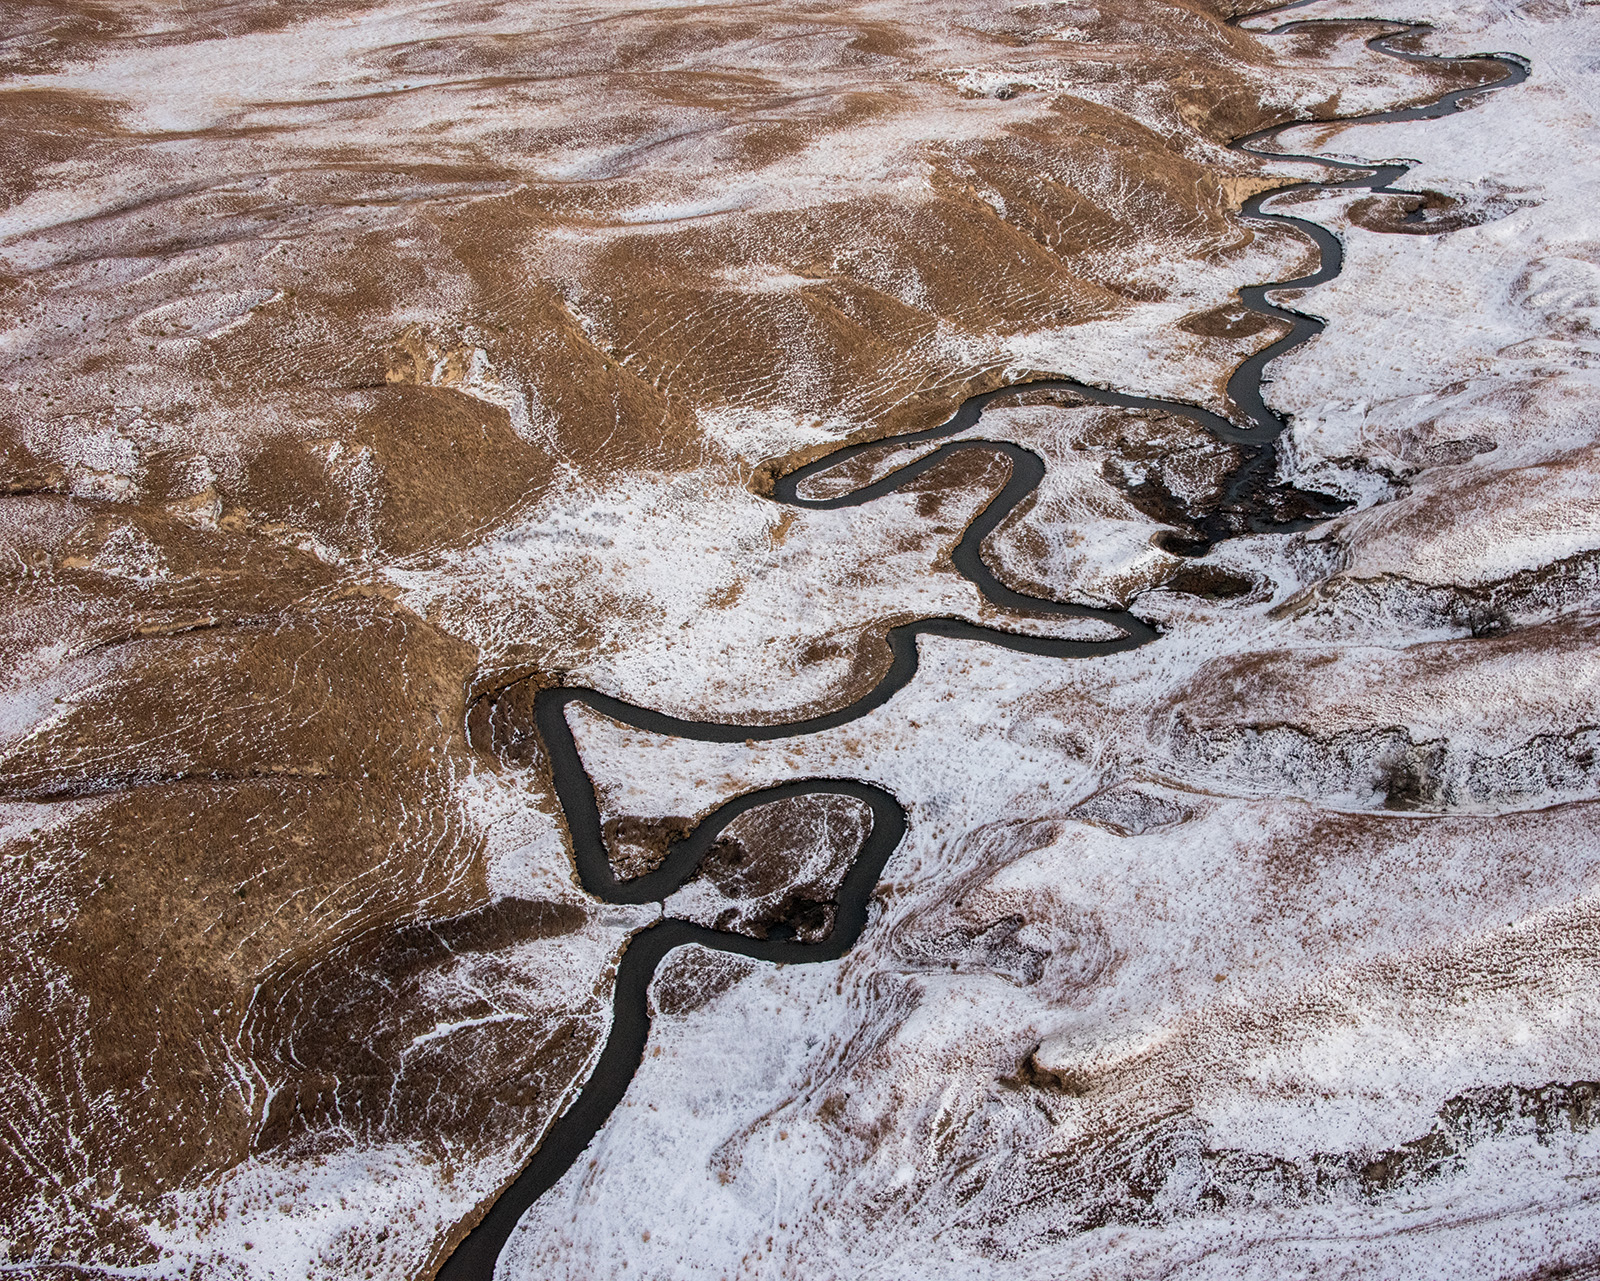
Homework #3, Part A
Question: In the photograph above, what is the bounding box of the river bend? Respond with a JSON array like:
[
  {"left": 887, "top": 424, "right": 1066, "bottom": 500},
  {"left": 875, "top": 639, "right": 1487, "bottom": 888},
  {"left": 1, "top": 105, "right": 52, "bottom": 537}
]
[{"left": 438, "top": 16, "right": 1527, "bottom": 1277}]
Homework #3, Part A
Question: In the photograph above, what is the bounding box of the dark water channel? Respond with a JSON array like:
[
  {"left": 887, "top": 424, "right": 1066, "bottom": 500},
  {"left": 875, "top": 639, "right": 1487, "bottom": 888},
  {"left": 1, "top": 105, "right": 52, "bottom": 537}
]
[{"left": 438, "top": 16, "right": 1526, "bottom": 1276}]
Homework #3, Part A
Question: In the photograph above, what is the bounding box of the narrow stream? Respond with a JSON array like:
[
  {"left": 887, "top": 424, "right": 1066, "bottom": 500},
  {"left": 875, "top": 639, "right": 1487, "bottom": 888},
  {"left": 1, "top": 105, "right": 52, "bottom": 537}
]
[{"left": 438, "top": 16, "right": 1527, "bottom": 1277}]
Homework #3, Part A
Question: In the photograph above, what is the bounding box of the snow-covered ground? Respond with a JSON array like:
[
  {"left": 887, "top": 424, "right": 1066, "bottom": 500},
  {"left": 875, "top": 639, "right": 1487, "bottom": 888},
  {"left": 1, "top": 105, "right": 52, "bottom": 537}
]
[
  {"left": 3, "top": 0, "right": 1598, "bottom": 1276},
  {"left": 488, "top": 1, "right": 1600, "bottom": 1277}
]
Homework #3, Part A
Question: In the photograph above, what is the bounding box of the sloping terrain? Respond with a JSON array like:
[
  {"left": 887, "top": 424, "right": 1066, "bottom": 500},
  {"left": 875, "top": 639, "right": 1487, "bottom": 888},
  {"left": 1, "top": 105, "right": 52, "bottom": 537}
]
[{"left": 2, "top": 0, "right": 1595, "bottom": 1277}]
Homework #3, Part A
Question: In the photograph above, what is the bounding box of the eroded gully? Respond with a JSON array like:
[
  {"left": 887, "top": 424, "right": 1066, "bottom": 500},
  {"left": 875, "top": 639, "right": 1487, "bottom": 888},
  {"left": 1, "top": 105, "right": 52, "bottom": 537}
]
[{"left": 438, "top": 15, "right": 1528, "bottom": 1277}]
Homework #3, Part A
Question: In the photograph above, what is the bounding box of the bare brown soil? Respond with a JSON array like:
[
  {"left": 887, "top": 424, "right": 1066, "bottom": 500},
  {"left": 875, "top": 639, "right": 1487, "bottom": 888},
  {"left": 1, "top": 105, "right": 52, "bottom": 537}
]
[{"left": 0, "top": 0, "right": 1505, "bottom": 1274}]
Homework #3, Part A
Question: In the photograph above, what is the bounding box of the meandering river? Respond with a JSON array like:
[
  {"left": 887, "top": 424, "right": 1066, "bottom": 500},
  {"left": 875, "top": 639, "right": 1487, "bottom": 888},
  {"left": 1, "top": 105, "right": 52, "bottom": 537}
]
[{"left": 438, "top": 16, "right": 1527, "bottom": 1276}]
